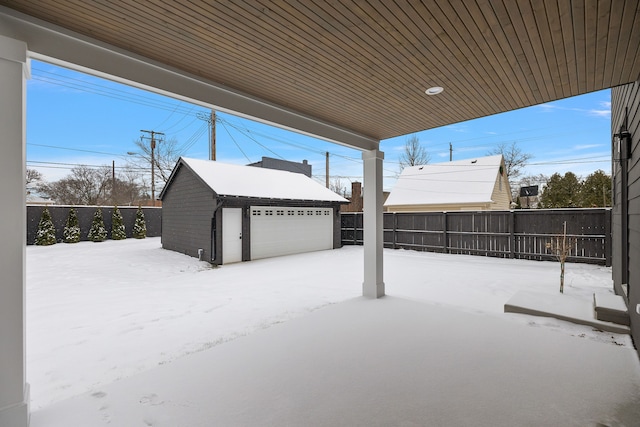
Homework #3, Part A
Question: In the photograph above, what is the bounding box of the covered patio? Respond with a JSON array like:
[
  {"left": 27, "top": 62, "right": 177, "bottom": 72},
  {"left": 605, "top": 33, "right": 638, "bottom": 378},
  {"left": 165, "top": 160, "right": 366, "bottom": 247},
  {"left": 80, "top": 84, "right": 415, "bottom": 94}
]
[
  {"left": 22, "top": 239, "right": 640, "bottom": 426},
  {"left": 29, "top": 297, "right": 640, "bottom": 426},
  {"left": 1, "top": 2, "right": 640, "bottom": 425}
]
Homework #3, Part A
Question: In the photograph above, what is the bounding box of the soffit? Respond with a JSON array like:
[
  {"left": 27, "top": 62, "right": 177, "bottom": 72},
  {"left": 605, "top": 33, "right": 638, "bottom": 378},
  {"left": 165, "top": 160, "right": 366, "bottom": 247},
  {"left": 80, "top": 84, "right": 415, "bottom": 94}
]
[{"left": 1, "top": 0, "right": 639, "bottom": 140}]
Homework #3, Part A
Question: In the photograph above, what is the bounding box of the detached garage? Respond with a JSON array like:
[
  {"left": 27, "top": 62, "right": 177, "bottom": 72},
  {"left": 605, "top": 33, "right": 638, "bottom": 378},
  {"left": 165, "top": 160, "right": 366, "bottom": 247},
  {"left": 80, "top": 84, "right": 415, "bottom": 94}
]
[{"left": 160, "top": 157, "right": 348, "bottom": 264}]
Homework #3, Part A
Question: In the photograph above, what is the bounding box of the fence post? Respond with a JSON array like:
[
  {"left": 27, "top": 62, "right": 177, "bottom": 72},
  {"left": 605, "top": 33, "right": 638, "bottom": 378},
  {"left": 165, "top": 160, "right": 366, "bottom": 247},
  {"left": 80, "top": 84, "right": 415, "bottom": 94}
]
[
  {"left": 442, "top": 211, "right": 448, "bottom": 254},
  {"left": 605, "top": 208, "right": 612, "bottom": 267},
  {"left": 392, "top": 212, "right": 397, "bottom": 249},
  {"left": 509, "top": 210, "right": 515, "bottom": 259},
  {"left": 354, "top": 213, "right": 359, "bottom": 245}
]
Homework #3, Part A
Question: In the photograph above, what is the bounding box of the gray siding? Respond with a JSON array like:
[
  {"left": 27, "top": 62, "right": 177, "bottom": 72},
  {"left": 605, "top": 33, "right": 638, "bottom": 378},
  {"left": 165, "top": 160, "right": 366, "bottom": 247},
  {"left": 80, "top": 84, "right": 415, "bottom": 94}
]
[
  {"left": 333, "top": 207, "right": 342, "bottom": 249},
  {"left": 248, "top": 156, "right": 312, "bottom": 177},
  {"left": 611, "top": 81, "right": 639, "bottom": 356},
  {"left": 161, "top": 165, "right": 217, "bottom": 261}
]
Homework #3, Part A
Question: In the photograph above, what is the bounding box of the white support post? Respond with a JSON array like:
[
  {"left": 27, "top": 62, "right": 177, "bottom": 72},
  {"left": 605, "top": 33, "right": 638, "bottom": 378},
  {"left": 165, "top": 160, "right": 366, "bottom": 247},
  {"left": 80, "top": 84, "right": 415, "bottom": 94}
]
[
  {"left": 362, "top": 149, "right": 385, "bottom": 298},
  {"left": 0, "top": 35, "right": 30, "bottom": 427}
]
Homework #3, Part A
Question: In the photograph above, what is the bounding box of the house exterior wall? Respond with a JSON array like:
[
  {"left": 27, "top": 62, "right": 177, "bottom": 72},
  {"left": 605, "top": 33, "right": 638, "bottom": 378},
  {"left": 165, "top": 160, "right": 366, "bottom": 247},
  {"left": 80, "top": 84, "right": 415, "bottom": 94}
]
[
  {"left": 341, "top": 181, "right": 363, "bottom": 212},
  {"left": 489, "top": 170, "right": 512, "bottom": 210},
  {"left": 386, "top": 171, "right": 510, "bottom": 213},
  {"left": 161, "top": 165, "right": 217, "bottom": 261},
  {"left": 611, "top": 81, "right": 639, "bottom": 356}
]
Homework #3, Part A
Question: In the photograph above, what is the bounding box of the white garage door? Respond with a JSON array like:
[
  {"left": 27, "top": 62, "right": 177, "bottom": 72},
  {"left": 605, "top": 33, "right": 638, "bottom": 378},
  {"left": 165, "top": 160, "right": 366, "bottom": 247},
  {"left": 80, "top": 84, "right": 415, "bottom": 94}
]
[{"left": 250, "top": 206, "right": 333, "bottom": 260}]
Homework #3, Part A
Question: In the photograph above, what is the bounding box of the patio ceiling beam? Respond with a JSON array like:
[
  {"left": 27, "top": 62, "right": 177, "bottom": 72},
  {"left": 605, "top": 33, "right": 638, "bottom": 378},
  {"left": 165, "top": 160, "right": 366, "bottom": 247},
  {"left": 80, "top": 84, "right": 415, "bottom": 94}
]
[{"left": 0, "top": 7, "right": 379, "bottom": 153}]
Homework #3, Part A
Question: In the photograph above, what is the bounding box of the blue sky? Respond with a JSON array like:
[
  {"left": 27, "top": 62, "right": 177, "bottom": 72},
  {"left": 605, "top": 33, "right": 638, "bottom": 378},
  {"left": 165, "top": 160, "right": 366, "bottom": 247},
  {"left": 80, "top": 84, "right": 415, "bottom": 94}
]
[{"left": 27, "top": 59, "right": 612, "bottom": 192}]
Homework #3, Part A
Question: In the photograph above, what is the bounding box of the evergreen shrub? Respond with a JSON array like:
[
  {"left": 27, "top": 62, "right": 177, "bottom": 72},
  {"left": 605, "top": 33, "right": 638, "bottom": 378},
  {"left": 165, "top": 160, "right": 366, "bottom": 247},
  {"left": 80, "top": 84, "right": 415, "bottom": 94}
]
[
  {"left": 35, "top": 207, "right": 56, "bottom": 246},
  {"left": 88, "top": 208, "right": 107, "bottom": 242},
  {"left": 111, "top": 206, "right": 127, "bottom": 240},
  {"left": 63, "top": 208, "right": 80, "bottom": 243},
  {"left": 133, "top": 205, "right": 146, "bottom": 239}
]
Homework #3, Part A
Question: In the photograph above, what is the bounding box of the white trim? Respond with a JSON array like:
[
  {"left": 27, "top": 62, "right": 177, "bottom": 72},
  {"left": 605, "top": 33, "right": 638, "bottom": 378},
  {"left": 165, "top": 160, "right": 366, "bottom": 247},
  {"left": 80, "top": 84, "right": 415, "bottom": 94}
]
[
  {"left": 0, "top": 34, "right": 29, "bottom": 427},
  {"left": 362, "top": 149, "right": 385, "bottom": 298}
]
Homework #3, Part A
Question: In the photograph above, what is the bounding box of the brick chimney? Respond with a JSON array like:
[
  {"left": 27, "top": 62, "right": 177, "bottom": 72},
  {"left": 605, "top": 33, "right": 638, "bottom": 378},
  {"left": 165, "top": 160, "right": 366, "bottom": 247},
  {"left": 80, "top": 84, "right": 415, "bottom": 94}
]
[{"left": 341, "top": 181, "right": 363, "bottom": 212}]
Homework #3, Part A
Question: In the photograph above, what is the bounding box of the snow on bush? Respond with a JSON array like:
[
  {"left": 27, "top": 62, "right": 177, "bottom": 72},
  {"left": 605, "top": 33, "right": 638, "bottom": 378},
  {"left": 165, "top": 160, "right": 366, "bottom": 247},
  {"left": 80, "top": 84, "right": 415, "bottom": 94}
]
[
  {"left": 87, "top": 208, "right": 107, "bottom": 242},
  {"left": 35, "top": 206, "right": 56, "bottom": 246},
  {"left": 63, "top": 208, "right": 80, "bottom": 243},
  {"left": 111, "top": 206, "right": 127, "bottom": 240},
  {"left": 133, "top": 205, "right": 146, "bottom": 239}
]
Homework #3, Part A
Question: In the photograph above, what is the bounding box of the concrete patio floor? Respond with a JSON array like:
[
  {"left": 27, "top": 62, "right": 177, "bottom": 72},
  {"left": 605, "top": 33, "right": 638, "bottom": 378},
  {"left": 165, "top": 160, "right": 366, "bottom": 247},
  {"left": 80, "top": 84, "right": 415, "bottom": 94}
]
[{"left": 31, "top": 296, "right": 640, "bottom": 427}]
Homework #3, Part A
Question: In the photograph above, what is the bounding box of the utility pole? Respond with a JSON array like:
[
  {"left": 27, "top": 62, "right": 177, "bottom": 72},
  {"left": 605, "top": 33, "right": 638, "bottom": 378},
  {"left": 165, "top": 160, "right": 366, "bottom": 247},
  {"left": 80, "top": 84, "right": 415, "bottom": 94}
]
[
  {"left": 449, "top": 142, "right": 453, "bottom": 161},
  {"left": 326, "top": 151, "right": 330, "bottom": 188},
  {"left": 112, "top": 160, "right": 116, "bottom": 205},
  {"left": 211, "top": 110, "right": 216, "bottom": 161},
  {"left": 197, "top": 110, "right": 216, "bottom": 160},
  {"left": 140, "top": 129, "right": 164, "bottom": 206}
]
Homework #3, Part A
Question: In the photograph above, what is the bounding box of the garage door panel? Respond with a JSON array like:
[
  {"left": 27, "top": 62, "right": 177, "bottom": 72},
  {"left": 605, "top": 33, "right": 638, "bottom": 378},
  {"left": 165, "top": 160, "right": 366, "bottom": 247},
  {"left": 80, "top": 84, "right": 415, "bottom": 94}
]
[{"left": 250, "top": 207, "right": 333, "bottom": 260}]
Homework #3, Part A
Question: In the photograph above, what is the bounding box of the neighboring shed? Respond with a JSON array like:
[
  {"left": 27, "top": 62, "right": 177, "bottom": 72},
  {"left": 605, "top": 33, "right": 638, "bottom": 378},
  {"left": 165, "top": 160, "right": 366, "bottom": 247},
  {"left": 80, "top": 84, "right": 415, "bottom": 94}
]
[
  {"left": 384, "top": 155, "right": 512, "bottom": 212},
  {"left": 159, "top": 157, "right": 348, "bottom": 264}
]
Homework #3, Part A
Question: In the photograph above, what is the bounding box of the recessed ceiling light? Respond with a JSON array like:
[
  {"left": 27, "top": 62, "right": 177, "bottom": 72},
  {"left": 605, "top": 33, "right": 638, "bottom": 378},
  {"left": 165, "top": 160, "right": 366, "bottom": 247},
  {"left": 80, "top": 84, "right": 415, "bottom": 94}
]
[{"left": 425, "top": 86, "right": 444, "bottom": 95}]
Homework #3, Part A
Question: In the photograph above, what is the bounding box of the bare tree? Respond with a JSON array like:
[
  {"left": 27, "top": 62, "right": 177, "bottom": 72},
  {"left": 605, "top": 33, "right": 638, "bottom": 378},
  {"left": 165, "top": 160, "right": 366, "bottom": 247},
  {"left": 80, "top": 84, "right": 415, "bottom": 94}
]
[
  {"left": 26, "top": 168, "right": 43, "bottom": 195},
  {"left": 545, "top": 221, "right": 576, "bottom": 293},
  {"left": 26, "top": 168, "right": 43, "bottom": 187},
  {"left": 108, "top": 165, "right": 147, "bottom": 205},
  {"left": 38, "top": 165, "right": 145, "bottom": 205},
  {"left": 487, "top": 141, "right": 532, "bottom": 182},
  {"left": 129, "top": 136, "right": 182, "bottom": 192},
  {"left": 39, "top": 165, "right": 109, "bottom": 205},
  {"left": 399, "top": 134, "right": 430, "bottom": 170},
  {"left": 329, "top": 177, "right": 350, "bottom": 198}
]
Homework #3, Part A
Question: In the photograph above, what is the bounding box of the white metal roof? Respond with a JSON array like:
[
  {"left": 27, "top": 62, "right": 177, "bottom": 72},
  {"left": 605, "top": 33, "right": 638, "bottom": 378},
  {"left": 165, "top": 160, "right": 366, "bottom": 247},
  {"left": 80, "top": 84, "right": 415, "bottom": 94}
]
[
  {"left": 384, "top": 155, "right": 505, "bottom": 207},
  {"left": 177, "top": 157, "right": 348, "bottom": 202}
]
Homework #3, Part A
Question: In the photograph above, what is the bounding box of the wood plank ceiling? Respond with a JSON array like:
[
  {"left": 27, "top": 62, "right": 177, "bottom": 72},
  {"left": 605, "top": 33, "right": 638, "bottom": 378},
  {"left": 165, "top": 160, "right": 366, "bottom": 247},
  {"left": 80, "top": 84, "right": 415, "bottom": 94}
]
[{"left": 2, "top": 0, "right": 639, "bottom": 141}]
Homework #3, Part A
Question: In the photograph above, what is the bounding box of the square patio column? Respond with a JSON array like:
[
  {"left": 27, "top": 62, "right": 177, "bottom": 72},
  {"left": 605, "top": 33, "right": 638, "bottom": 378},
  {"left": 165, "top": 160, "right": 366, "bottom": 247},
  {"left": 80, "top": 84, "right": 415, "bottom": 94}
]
[
  {"left": 0, "top": 35, "right": 29, "bottom": 427},
  {"left": 362, "top": 149, "right": 384, "bottom": 298}
]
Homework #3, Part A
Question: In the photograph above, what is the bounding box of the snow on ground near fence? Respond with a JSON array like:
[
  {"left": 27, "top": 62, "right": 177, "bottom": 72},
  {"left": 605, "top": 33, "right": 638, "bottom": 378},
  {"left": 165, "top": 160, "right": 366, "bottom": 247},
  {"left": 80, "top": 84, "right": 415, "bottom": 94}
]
[{"left": 27, "top": 238, "right": 632, "bottom": 410}]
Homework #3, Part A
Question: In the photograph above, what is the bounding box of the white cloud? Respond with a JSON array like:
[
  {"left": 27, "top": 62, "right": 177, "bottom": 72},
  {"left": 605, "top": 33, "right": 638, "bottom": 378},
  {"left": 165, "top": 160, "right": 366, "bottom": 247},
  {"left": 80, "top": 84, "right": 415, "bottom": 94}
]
[
  {"left": 537, "top": 103, "right": 556, "bottom": 112},
  {"left": 537, "top": 101, "right": 610, "bottom": 118},
  {"left": 444, "top": 124, "right": 469, "bottom": 133},
  {"left": 573, "top": 144, "right": 602, "bottom": 150}
]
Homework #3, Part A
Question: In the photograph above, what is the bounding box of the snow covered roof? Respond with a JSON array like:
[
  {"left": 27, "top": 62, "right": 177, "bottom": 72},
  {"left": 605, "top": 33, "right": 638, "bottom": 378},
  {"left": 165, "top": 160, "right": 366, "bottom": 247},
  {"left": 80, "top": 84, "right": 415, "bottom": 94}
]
[
  {"left": 384, "top": 154, "right": 505, "bottom": 206},
  {"left": 164, "top": 157, "right": 348, "bottom": 202}
]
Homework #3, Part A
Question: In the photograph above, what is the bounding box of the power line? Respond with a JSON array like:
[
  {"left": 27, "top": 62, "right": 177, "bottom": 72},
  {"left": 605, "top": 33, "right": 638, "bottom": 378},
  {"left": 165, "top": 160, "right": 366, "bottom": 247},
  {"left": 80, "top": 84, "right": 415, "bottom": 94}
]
[
  {"left": 27, "top": 143, "right": 125, "bottom": 157},
  {"left": 27, "top": 160, "right": 148, "bottom": 171},
  {"left": 218, "top": 120, "right": 252, "bottom": 163}
]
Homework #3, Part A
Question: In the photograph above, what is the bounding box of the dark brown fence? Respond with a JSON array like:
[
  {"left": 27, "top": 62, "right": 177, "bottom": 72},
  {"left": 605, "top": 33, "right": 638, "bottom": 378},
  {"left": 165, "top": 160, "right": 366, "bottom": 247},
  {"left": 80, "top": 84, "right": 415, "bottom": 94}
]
[
  {"left": 341, "top": 209, "right": 611, "bottom": 266},
  {"left": 27, "top": 205, "right": 162, "bottom": 245}
]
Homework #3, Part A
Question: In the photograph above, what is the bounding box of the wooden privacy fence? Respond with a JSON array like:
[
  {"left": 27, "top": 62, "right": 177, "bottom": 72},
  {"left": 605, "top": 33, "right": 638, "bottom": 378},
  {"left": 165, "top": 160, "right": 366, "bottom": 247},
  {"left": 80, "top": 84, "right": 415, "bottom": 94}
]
[{"left": 341, "top": 209, "right": 611, "bottom": 266}]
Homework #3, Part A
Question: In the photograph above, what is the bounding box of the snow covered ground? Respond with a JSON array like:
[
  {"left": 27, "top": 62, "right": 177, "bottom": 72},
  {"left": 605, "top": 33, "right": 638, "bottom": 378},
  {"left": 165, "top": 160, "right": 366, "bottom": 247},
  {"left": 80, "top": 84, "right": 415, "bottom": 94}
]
[{"left": 26, "top": 238, "right": 639, "bottom": 425}]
